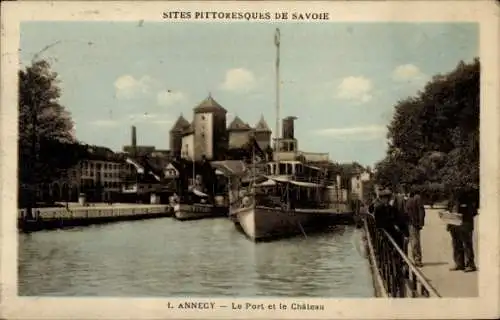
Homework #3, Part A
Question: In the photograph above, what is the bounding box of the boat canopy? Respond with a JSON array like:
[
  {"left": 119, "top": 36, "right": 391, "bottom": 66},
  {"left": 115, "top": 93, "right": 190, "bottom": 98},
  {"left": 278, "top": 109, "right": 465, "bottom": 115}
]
[
  {"left": 265, "top": 176, "right": 322, "bottom": 188},
  {"left": 191, "top": 188, "right": 209, "bottom": 197},
  {"left": 288, "top": 180, "right": 321, "bottom": 188},
  {"left": 269, "top": 176, "right": 290, "bottom": 183},
  {"left": 256, "top": 179, "right": 276, "bottom": 187},
  {"left": 303, "top": 164, "right": 322, "bottom": 171}
]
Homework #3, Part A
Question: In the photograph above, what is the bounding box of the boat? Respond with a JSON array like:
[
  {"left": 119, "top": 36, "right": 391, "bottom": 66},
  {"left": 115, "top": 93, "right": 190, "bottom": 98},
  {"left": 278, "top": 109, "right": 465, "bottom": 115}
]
[
  {"left": 171, "top": 188, "right": 217, "bottom": 221},
  {"left": 230, "top": 161, "right": 349, "bottom": 241},
  {"left": 229, "top": 28, "right": 352, "bottom": 241},
  {"left": 170, "top": 160, "right": 226, "bottom": 221}
]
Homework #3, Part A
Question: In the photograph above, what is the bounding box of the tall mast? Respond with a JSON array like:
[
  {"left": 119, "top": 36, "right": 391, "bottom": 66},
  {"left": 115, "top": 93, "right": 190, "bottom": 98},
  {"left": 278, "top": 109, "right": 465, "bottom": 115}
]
[{"left": 274, "top": 28, "right": 281, "bottom": 175}]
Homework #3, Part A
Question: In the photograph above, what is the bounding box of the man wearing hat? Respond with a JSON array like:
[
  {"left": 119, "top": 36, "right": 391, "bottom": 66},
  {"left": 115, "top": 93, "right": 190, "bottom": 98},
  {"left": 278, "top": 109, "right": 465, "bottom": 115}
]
[
  {"left": 374, "top": 189, "right": 401, "bottom": 238},
  {"left": 374, "top": 188, "right": 408, "bottom": 297},
  {"left": 447, "top": 189, "right": 478, "bottom": 272}
]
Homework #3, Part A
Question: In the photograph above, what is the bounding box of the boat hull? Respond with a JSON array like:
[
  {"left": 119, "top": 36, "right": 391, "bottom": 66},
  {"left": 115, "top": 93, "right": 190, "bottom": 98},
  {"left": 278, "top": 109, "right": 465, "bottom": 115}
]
[
  {"left": 234, "top": 206, "right": 319, "bottom": 241},
  {"left": 173, "top": 204, "right": 225, "bottom": 221}
]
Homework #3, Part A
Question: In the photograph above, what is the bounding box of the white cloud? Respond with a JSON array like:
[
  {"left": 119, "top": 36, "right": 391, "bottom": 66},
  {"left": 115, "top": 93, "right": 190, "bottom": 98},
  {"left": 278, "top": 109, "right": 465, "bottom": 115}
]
[
  {"left": 128, "top": 113, "right": 156, "bottom": 122},
  {"left": 126, "top": 113, "right": 173, "bottom": 125},
  {"left": 313, "top": 125, "right": 386, "bottom": 141},
  {"left": 220, "top": 68, "right": 256, "bottom": 93},
  {"left": 128, "top": 113, "right": 173, "bottom": 125},
  {"left": 151, "top": 119, "right": 173, "bottom": 125},
  {"left": 89, "top": 119, "right": 119, "bottom": 127},
  {"left": 392, "top": 64, "right": 427, "bottom": 83},
  {"left": 114, "top": 75, "right": 154, "bottom": 99},
  {"left": 89, "top": 113, "right": 173, "bottom": 128},
  {"left": 336, "top": 76, "right": 373, "bottom": 103},
  {"left": 157, "top": 90, "right": 187, "bottom": 106}
]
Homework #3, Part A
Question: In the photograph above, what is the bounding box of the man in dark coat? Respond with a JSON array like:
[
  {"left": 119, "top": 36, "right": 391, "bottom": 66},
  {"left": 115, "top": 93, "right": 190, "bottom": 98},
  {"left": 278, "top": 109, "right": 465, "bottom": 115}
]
[
  {"left": 374, "top": 189, "right": 408, "bottom": 297},
  {"left": 448, "top": 190, "right": 478, "bottom": 272},
  {"left": 405, "top": 190, "right": 426, "bottom": 267},
  {"left": 374, "top": 189, "right": 408, "bottom": 250},
  {"left": 393, "top": 190, "right": 410, "bottom": 256},
  {"left": 393, "top": 192, "right": 407, "bottom": 220}
]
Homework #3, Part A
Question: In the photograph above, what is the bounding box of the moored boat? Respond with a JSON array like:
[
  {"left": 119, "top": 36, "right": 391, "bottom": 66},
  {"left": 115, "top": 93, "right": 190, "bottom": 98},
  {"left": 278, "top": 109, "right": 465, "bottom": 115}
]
[
  {"left": 173, "top": 203, "right": 216, "bottom": 221},
  {"left": 230, "top": 165, "right": 347, "bottom": 241},
  {"left": 232, "top": 204, "right": 315, "bottom": 241},
  {"left": 171, "top": 188, "right": 223, "bottom": 221},
  {"left": 229, "top": 28, "right": 352, "bottom": 241}
]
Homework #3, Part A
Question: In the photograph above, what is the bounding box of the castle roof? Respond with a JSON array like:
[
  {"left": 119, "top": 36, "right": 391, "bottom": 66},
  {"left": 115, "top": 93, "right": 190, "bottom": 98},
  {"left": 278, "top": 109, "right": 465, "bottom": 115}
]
[
  {"left": 170, "top": 114, "right": 190, "bottom": 133},
  {"left": 255, "top": 115, "right": 271, "bottom": 132},
  {"left": 193, "top": 94, "right": 227, "bottom": 114},
  {"left": 181, "top": 122, "right": 194, "bottom": 136},
  {"left": 228, "top": 116, "right": 251, "bottom": 131}
]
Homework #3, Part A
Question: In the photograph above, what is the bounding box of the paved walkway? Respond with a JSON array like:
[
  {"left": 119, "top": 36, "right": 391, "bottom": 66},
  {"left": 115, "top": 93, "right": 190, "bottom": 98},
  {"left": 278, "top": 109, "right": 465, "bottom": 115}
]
[{"left": 417, "top": 207, "right": 478, "bottom": 297}]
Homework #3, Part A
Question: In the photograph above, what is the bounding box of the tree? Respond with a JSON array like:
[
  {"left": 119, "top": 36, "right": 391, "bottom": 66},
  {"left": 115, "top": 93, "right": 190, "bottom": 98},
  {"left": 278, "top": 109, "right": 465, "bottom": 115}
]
[
  {"left": 375, "top": 58, "right": 479, "bottom": 199},
  {"left": 18, "top": 60, "right": 84, "bottom": 205}
]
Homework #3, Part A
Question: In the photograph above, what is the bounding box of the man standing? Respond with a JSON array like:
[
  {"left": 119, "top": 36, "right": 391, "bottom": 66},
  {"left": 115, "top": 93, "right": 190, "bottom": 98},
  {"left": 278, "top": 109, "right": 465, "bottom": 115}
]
[
  {"left": 406, "top": 189, "right": 426, "bottom": 267},
  {"left": 374, "top": 189, "right": 407, "bottom": 297},
  {"left": 374, "top": 189, "right": 406, "bottom": 248},
  {"left": 448, "top": 190, "right": 478, "bottom": 272},
  {"left": 393, "top": 190, "right": 409, "bottom": 255}
]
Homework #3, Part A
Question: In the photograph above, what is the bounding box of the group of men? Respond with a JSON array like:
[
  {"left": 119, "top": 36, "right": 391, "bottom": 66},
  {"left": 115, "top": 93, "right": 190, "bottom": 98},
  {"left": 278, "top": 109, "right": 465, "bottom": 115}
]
[
  {"left": 368, "top": 188, "right": 477, "bottom": 273},
  {"left": 369, "top": 189, "right": 425, "bottom": 267}
]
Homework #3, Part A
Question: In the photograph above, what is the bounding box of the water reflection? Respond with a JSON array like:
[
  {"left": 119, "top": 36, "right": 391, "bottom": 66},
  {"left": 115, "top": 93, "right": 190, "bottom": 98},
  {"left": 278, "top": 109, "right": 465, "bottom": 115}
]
[{"left": 19, "top": 218, "right": 373, "bottom": 297}]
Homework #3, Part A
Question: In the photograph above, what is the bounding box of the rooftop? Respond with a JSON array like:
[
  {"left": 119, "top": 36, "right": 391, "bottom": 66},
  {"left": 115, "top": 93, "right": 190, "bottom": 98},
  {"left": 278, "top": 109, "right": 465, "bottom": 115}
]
[
  {"left": 255, "top": 115, "right": 271, "bottom": 132},
  {"left": 170, "top": 114, "right": 190, "bottom": 132},
  {"left": 181, "top": 122, "right": 194, "bottom": 135},
  {"left": 228, "top": 116, "right": 251, "bottom": 131},
  {"left": 193, "top": 94, "right": 227, "bottom": 114}
]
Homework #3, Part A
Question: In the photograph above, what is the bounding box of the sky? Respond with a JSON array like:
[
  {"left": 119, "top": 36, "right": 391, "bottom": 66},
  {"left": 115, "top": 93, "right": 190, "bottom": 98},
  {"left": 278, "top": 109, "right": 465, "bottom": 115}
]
[{"left": 20, "top": 22, "right": 478, "bottom": 166}]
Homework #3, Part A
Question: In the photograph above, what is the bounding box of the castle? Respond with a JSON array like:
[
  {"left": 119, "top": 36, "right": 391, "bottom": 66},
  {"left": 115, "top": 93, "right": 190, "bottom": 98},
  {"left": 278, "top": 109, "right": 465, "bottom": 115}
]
[{"left": 169, "top": 94, "right": 272, "bottom": 161}]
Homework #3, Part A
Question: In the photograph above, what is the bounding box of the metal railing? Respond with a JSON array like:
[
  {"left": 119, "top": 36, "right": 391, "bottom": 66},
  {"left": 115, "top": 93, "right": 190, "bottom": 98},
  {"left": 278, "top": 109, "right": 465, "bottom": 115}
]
[{"left": 363, "top": 213, "right": 441, "bottom": 298}]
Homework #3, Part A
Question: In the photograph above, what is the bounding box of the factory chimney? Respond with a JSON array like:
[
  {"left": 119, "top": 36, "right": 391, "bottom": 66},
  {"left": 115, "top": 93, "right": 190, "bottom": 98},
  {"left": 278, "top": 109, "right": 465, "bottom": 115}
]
[{"left": 131, "top": 125, "right": 137, "bottom": 156}]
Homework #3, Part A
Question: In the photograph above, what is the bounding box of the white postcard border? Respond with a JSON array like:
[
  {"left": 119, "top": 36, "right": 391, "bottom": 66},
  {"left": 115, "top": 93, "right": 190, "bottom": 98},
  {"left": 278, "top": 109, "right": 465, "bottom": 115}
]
[{"left": 1, "top": 1, "right": 499, "bottom": 319}]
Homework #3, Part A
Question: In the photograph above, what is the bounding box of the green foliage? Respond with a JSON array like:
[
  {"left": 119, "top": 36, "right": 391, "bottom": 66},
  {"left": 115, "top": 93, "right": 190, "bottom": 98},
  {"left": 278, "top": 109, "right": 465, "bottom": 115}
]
[
  {"left": 18, "top": 60, "right": 83, "bottom": 186},
  {"left": 375, "top": 58, "right": 479, "bottom": 199}
]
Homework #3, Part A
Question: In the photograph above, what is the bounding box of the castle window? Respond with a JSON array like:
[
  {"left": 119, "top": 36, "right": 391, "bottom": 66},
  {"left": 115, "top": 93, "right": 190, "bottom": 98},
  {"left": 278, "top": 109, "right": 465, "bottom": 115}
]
[{"left": 201, "top": 116, "right": 205, "bottom": 120}]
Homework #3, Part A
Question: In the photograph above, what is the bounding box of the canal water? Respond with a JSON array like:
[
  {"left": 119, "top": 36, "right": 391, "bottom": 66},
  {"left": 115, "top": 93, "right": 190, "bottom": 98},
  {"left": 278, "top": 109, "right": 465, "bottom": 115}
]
[{"left": 18, "top": 218, "right": 374, "bottom": 297}]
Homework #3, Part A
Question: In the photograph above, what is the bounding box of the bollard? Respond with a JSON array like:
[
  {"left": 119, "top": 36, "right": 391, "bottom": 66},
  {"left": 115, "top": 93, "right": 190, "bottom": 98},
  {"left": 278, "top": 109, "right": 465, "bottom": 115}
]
[
  {"left": 78, "top": 193, "right": 87, "bottom": 206},
  {"left": 150, "top": 193, "right": 158, "bottom": 205}
]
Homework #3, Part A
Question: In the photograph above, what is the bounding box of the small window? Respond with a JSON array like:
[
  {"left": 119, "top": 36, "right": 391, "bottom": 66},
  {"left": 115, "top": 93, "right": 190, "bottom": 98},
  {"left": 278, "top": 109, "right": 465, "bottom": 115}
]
[{"left": 201, "top": 116, "right": 205, "bottom": 120}]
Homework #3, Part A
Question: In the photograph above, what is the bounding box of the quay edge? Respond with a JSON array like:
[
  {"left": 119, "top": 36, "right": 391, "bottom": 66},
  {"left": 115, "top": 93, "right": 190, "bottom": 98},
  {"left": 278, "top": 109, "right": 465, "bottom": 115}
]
[{"left": 18, "top": 205, "right": 172, "bottom": 232}]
